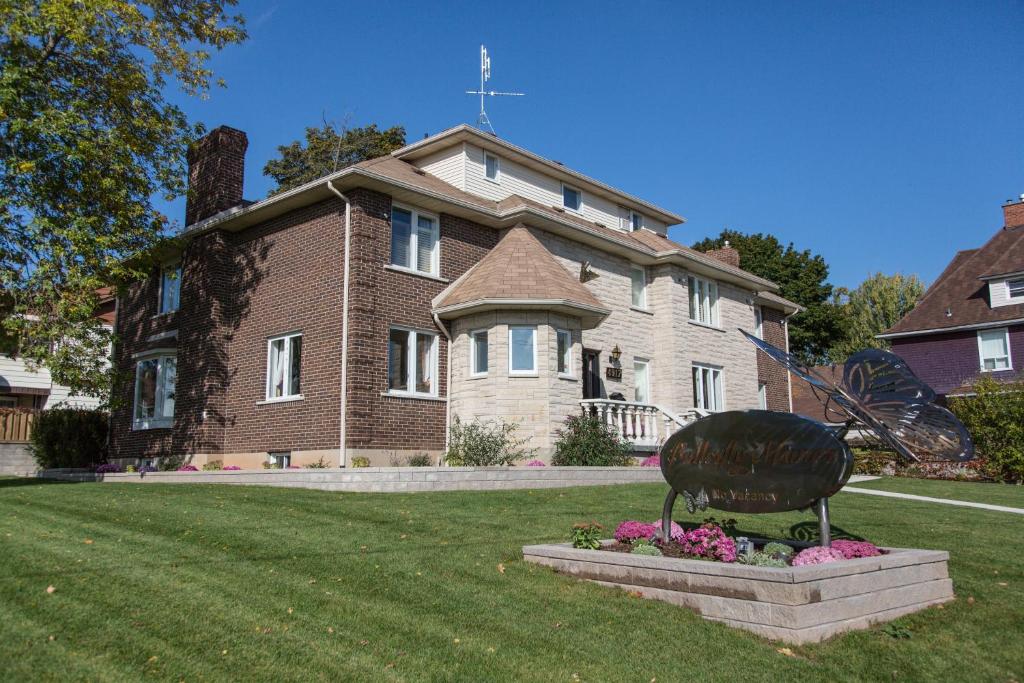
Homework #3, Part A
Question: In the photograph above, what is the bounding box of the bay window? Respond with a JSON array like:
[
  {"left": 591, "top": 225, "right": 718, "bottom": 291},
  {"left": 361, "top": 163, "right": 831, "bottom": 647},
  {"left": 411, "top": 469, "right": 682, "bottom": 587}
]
[
  {"left": 267, "top": 332, "right": 303, "bottom": 400},
  {"left": 509, "top": 325, "right": 537, "bottom": 375},
  {"left": 133, "top": 353, "right": 176, "bottom": 429},
  {"left": 390, "top": 206, "right": 439, "bottom": 276},
  {"left": 388, "top": 327, "right": 438, "bottom": 396}
]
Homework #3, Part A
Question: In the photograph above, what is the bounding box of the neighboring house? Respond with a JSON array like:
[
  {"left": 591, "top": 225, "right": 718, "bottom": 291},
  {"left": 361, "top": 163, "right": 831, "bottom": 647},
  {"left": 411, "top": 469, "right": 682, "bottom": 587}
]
[
  {"left": 0, "top": 288, "right": 115, "bottom": 410},
  {"left": 879, "top": 197, "right": 1024, "bottom": 398},
  {"left": 109, "top": 124, "right": 799, "bottom": 467}
]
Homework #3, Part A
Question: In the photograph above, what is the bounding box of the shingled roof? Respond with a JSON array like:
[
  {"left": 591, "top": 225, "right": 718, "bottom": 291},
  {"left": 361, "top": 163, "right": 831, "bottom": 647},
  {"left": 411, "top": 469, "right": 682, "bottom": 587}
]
[
  {"left": 881, "top": 223, "right": 1024, "bottom": 337},
  {"left": 433, "top": 225, "right": 610, "bottom": 326}
]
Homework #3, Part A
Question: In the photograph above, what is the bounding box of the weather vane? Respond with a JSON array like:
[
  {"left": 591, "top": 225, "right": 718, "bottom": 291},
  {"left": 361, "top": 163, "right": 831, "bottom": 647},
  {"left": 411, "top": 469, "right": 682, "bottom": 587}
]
[{"left": 465, "top": 44, "right": 524, "bottom": 134}]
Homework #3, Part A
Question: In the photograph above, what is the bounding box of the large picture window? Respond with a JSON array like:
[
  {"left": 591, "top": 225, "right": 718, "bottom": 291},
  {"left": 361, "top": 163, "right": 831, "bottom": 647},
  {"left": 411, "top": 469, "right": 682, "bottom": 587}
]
[
  {"left": 388, "top": 328, "right": 438, "bottom": 396},
  {"left": 267, "top": 333, "right": 303, "bottom": 400},
  {"left": 390, "top": 206, "right": 439, "bottom": 276},
  {"left": 977, "top": 328, "right": 1011, "bottom": 371},
  {"left": 133, "top": 353, "right": 176, "bottom": 429},
  {"left": 159, "top": 262, "right": 181, "bottom": 314},
  {"left": 688, "top": 275, "right": 720, "bottom": 327},
  {"left": 509, "top": 326, "right": 537, "bottom": 375},
  {"left": 692, "top": 363, "right": 724, "bottom": 412}
]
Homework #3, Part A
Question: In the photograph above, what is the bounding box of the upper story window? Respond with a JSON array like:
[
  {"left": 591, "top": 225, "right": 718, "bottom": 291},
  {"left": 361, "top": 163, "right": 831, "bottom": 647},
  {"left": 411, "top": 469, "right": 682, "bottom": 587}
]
[
  {"left": 1008, "top": 278, "right": 1024, "bottom": 300},
  {"left": 470, "top": 329, "right": 488, "bottom": 376},
  {"left": 509, "top": 325, "right": 537, "bottom": 375},
  {"left": 556, "top": 328, "right": 573, "bottom": 377},
  {"left": 692, "top": 363, "right": 724, "bottom": 412},
  {"left": 388, "top": 327, "right": 438, "bottom": 396},
  {"left": 978, "top": 327, "right": 1011, "bottom": 371},
  {"left": 754, "top": 305, "right": 764, "bottom": 339},
  {"left": 484, "top": 152, "right": 500, "bottom": 182},
  {"left": 562, "top": 184, "right": 582, "bottom": 212},
  {"left": 688, "top": 275, "right": 720, "bottom": 327},
  {"left": 133, "top": 352, "right": 176, "bottom": 429},
  {"left": 390, "top": 205, "right": 439, "bottom": 276},
  {"left": 630, "top": 211, "right": 645, "bottom": 232},
  {"left": 267, "top": 332, "right": 302, "bottom": 400},
  {"left": 159, "top": 262, "right": 181, "bottom": 314},
  {"left": 631, "top": 265, "right": 647, "bottom": 309},
  {"left": 634, "top": 359, "right": 650, "bottom": 403}
]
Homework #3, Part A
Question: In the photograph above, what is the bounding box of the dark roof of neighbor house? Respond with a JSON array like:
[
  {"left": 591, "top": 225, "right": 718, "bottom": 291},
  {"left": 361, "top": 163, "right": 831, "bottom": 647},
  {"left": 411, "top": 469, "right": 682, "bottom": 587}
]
[
  {"left": 881, "top": 224, "right": 1024, "bottom": 337},
  {"left": 789, "top": 364, "right": 848, "bottom": 424},
  {"left": 433, "top": 225, "right": 609, "bottom": 323}
]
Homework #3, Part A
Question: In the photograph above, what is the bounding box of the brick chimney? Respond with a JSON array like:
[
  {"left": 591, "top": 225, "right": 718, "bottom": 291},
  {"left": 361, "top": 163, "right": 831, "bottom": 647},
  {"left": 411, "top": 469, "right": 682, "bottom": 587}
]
[
  {"left": 185, "top": 126, "right": 248, "bottom": 226},
  {"left": 1004, "top": 195, "right": 1024, "bottom": 229},
  {"left": 707, "top": 240, "right": 741, "bottom": 268}
]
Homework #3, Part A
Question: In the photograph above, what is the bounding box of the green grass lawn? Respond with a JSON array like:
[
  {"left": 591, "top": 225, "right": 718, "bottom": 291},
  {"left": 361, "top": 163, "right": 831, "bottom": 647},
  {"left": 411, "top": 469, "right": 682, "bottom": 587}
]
[
  {"left": 1, "top": 478, "right": 1021, "bottom": 682},
  {"left": 846, "top": 476, "right": 1024, "bottom": 508}
]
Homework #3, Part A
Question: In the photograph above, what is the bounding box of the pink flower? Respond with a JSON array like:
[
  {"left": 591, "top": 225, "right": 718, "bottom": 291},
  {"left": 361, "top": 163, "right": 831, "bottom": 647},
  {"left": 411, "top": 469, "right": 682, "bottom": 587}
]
[
  {"left": 223, "top": 465, "right": 242, "bottom": 471},
  {"left": 613, "top": 520, "right": 685, "bottom": 544},
  {"left": 792, "top": 546, "right": 846, "bottom": 566},
  {"left": 526, "top": 460, "right": 546, "bottom": 467},
  {"left": 678, "top": 523, "right": 737, "bottom": 563},
  {"left": 639, "top": 454, "right": 660, "bottom": 467},
  {"left": 830, "top": 540, "right": 882, "bottom": 559},
  {"left": 176, "top": 465, "right": 198, "bottom": 472}
]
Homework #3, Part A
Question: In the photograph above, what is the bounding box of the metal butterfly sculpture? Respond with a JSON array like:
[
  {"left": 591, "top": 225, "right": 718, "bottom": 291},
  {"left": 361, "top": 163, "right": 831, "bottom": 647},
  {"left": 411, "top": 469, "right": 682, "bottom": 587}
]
[{"left": 658, "top": 330, "right": 974, "bottom": 546}]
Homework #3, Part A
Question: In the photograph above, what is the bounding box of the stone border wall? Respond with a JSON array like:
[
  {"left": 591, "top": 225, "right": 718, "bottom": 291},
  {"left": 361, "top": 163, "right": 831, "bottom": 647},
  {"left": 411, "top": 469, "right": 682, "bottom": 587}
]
[{"left": 38, "top": 466, "right": 664, "bottom": 493}]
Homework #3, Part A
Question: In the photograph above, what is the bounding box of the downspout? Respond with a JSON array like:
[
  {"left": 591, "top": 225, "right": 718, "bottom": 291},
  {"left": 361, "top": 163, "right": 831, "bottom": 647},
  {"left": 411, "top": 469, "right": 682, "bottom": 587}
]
[
  {"left": 432, "top": 312, "right": 452, "bottom": 465},
  {"left": 326, "top": 181, "right": 351, "bottom": 468}
]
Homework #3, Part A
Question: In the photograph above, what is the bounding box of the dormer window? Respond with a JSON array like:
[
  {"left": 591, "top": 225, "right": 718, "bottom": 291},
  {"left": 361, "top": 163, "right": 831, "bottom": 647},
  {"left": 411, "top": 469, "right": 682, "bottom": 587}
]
[
  {"left": 562, "top": 184, "right": 582, "bottom": 212},
  {"left": 630, "top": 211, "right": 644, "bottom": 232},
  {"left": 1008, "top": 278, "right": 1024, "bottom": 300},
  {"left": 484, "top": 152, "right": 500, "bottom": 182}
]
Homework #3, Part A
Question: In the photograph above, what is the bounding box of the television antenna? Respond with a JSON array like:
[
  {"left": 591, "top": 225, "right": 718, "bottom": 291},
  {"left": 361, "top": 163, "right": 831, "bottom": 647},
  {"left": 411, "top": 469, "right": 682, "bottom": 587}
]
[{"left": 465, "top": 45, "right": 524, "bottom": 134}]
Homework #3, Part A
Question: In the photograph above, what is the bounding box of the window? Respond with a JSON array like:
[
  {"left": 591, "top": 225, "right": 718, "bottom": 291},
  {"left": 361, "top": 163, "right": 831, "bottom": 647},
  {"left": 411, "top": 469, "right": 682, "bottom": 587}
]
[
  {"left": 634, "top": 359, "right": 650, "bottom": 404},
  {"left": 758, "top": 382, "right": 768, "bottom": 409},
  {"left": 484, "top": 152, "right": 500, "bottom": 182},
  {"left": 1008, "top": 279, "right": 1024, "bottom": 300},
  {"left": 509, "top": 326, "right": 537, "bottom": 375},
  {"left": 390, "top": 206, "right": 439, "bottom": 275},
  {"left": 978, "top": 328, "right": 1011, "bottom": 371},
  {"left": 0, "top": 396, "right": 17, "bottom": 408},
  {"left": 630, "top": 264, "right": 647, "bottom": 309},
  {"left": 754, "top": 305, "right": 764, "bottom": 339},
  {"left": 688, "top": 275, "right": 720, "bottom": 327},
  {"left": 267, "top": 452, "right": 291, "bottom": 469},
  {"left": 692, "top": 364, "right": 724, "bottom": 412},
  {"left": 388, "top": 328, "right": 438, "bottom": 396},
  {"left": 630, "top": 210, "right": 645, "bottom": 232},
  {"left": 133, "top": 353, "right": 176, "bottom": 429},
  {"left": 159, "top": 262, "right": 181, "bottom": 314},
  {"left": 266, "top": 333, "right": 302, "bottom": 400},
  {"left": 470, "top": 329, "right": 488, "bottom": 376},
  {"left": 556, "top": 329, "right": 573, "bottom": 376},
  {"left": 562, "top": 184, "right": 582, "bottom": 212}
]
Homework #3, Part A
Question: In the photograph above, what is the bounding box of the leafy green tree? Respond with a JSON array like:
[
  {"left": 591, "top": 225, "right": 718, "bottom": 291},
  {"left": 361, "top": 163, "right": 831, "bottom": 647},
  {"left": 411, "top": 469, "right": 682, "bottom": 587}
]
[
  {"left": 263, "top": 122, "right": 406, "bottom": 194},
  {"left": 0, "top": 1, "right": 247, "bottom": 401},
  {"left": 692, "top": 230, "right": 843, "bottom": 363},
  {"left": 829, "top": 272, "right": 926, "bottom": 361}
]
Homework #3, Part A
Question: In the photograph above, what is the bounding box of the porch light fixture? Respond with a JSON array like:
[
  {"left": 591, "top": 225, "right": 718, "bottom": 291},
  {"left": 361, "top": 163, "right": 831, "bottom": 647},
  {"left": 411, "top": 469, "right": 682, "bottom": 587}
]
[{"left": 609, "top": 345, "right": 622, "bottom": 362}]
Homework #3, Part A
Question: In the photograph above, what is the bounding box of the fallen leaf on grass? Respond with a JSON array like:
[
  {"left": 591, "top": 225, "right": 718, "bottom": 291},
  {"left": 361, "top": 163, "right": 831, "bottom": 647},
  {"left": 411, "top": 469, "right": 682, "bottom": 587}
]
[
  {"left": 777, "top": 648, "right": 796, "bottom": 657},
  {"left": 453, "top": 638, "right": 460, "bottom": 645},
  {"left": 287, "top": 608, "right": 293, "bottom": 614},
  {"left": 967, "top": 596, "right": 975, "bottom": 605},
  {"left": 497, "top": 563, "right": 505, "bottom": 574},
  {"left": 221, "top": 650, "right": 228, "bottom": 656},
  {"left": 998, "top": 582, "right": 1008, "bottom": 587},
  {"left": 83, "top": 539, "right": 93, "bottom": 545},
  {"left": 358, "top": 640, "right": 369, "bottom": 646},
  {"left": 328, "top": 627, "right": 334, "bottom": 634},
  {"left": 45, "top": 585, "right": 55, "bottom": 594},
  {"left": 147, "top": 656, "right": 158, "bottom": 663}
]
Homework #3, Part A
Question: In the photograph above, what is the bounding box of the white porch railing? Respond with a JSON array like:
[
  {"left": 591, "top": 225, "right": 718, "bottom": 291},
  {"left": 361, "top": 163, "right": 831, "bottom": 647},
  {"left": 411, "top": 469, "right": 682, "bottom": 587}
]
[{"left": 580, "top": 400, "right": 706, "bottom": 450}]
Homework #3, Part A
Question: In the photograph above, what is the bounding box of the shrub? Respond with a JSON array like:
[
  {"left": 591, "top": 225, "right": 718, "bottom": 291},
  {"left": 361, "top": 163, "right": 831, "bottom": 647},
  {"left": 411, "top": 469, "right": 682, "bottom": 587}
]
[
  {"left": 639, "top": 454, "right": 660, "bottom": 467},
  {"left": 678, "top": 523, "right": 737, "bottom": 563},
  {"left": 351, "top": 456, "right": 370, "bottom": 468},
  {"left": 792, "top": 546, "right": 845, "bottom": 566},
  {"left": 95, "top": 463, "right": 123, "bottom": 474},
  {"left": 444, "top": 417, "right": 533, "bottom": 466},
  {"left": 949, "top": 376, "right": 1024, "bottom": 483},
  {"left": 551, "top": 415, "right": 633, "bottom": 467},
  {"left": 852, "top": 448, "right": 896, "bottom": 476},
  {"left": 830, "top": 539, "right": 881, "bottom": 559},
  {"left": 739, "top": 551, "right": 788, "bottom": 568},
  {"left": 762, "top": 541, "right": 795, "bottom": 559},
  {"left": 202, "top": 460, "right": 223, "bottom": 471},
  {"left": 407, "top": 453, "right": 432, "bottom": 467},
  {"left": 570, "top": 522, "right": 603, "bottom": 550},
  {"left": 29, "top": 408, "right": 108, "bottom": 470},
  {"left": 304, "top": 457, "right": 329, "bottom": 469},
  {"left": 631, "top": 539, "right": 662, "bottom": 556}
]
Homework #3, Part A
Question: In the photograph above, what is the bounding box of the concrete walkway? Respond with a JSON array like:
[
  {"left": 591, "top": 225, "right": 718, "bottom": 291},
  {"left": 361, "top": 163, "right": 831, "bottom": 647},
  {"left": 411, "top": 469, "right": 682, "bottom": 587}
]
[{"left": 841, "top": 481, "right": 1024, "bottom": 515}]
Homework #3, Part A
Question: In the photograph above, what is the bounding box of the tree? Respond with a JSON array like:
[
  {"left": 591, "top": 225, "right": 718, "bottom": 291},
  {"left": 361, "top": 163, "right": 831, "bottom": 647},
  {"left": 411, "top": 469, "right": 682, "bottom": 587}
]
[
  {"left": 692, "top": 230, "right": 843, "bottom": 364},
  {"left": 829, "top": 272, "right": 925, "bottom": 361},
  {"left": 0, "top": 1, "right": 247, "bottom": 401},
  {"left": 263, "top": 121, "right": 406, "bottom": 194}
]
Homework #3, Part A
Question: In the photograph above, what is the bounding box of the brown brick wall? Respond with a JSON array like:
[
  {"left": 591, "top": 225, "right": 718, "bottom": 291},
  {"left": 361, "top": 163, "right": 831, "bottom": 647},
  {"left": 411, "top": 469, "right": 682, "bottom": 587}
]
[{"left": 757, "top": 307, "right": 792, "bottom": 411}]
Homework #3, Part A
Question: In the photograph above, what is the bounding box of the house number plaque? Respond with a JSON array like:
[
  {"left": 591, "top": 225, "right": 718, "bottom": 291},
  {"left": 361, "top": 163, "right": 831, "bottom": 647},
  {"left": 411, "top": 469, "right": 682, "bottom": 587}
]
[{"left": 605, "top": 367, "right": 622, "bottom": 380}]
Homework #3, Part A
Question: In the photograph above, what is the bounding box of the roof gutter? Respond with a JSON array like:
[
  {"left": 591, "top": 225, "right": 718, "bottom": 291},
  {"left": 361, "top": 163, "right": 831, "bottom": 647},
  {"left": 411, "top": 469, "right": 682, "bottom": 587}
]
[
  {"left": 877, "top": 316, "right": 1024, "bottom": 339},
  {"left": 325, "top": 180, "right": 351, "bottom": 468}
]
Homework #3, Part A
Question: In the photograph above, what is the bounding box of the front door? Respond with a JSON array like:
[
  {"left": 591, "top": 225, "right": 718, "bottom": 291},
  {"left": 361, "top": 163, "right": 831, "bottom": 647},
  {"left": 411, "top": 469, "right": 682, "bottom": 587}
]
[{"left": 582, "top": 350, "right": 601, "bottom": 399}]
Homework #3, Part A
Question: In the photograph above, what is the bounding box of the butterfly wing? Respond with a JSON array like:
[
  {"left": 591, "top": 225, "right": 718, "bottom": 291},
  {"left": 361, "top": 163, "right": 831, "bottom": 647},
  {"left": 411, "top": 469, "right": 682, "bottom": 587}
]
[
  {"left": 842, "top": 349, "right": 935, "bottom": 406},
  {"left": 740, "top": 330, "right": 836, "bottom": 394},
  {"left": 848, "top": 400, "right": 975, "bottom": 463}
]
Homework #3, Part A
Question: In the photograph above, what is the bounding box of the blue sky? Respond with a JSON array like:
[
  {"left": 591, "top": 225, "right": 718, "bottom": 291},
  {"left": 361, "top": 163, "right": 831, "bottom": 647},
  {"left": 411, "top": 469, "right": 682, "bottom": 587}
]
[{"left": 162, "top": 0, "right": 1023, "bottom": 290}]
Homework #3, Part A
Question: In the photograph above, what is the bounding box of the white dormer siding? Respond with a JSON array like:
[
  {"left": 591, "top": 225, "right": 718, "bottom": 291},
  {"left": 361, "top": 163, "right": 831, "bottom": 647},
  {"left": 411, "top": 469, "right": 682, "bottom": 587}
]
[
  {"left": 989, "top": 276, "right": 1024, "bottom": 308},
  {"left": 418, "top": 142, "right": 667, "bottom": 235}
]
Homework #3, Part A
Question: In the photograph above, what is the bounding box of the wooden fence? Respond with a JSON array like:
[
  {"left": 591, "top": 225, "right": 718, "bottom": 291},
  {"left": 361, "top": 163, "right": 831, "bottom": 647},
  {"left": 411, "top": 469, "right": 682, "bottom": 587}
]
[{"left": 0, "top": 409, "right": 37, "bottom": 443}]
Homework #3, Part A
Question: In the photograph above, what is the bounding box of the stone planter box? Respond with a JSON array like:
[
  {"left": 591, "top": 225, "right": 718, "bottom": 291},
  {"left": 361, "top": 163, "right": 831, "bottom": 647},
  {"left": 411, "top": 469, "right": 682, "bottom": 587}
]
[{"left": 522, "top": 541, "right": 954, "bottom": 644}]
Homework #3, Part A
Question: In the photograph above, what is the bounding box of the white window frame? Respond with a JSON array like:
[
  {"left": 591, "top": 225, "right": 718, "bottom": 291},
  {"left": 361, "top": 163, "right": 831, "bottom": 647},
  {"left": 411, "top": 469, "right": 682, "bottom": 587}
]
[
  {"left": 508, "top": 325, "right": 538, "bottom": 376},
  {"left": 688, "top": 275, "right": 720, "bottom": 327},
  {"left": 754, "top": 305, "right": 764, "bottom": 339},
  {"left": 389, "top": 204, "right": 440, "bottom": 276},
  {"left": 470, "top": 329, "right": 488, "bottom": 377},
  {"left": 267, "top": 452, "right": 291, "bottom": 468},
  {"left": 158, "top": 262, "right": 181, "bottom": 314},
  {"left": 484, "top": 152, "right": 501, "bottom": 183},
  {"left": 265, "top": 332, "right": 303, "bottom": 401},
  {"left": 629, "top": 210, "right": 645, "bottom": 232},
  {"left": 562, "top": 184, "right": 583, "bottom": 213},
  {"left": 634, "top": 358, "right": 650, "bottom": 404},
  {"left": 132, "top": 352, "right": 176, "bottom": 430},
  {"left": 977, "top": 327, "right": 1012, "bottom": 372},
  {"left": 758, "top": 382, "right": 768, "bottom": 410},
  {"left": 387, "top": 326, "right": 439, "bottom": 397},
  {"left": 630, "top": 264, "right": 647, "bottom": 310},
  {"left": 556, "top": 328, "right": 573, "bottom": 378},
  {"left": 1008, "top": 278, "right": 1024, "bottom": 300},
  {"left": 692, "top": 363, "right": 724, "bottom": 412}
]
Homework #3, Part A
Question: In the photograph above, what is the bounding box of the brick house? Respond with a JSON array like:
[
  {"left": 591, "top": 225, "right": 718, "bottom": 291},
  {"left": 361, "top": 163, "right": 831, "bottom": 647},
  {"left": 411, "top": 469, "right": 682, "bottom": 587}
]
[
  {"left": 879, "top": 197, "right": 1024, "bottom": 398},
  {"left": 109, "top": 124, "right": 799, "bottom": 467}
]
